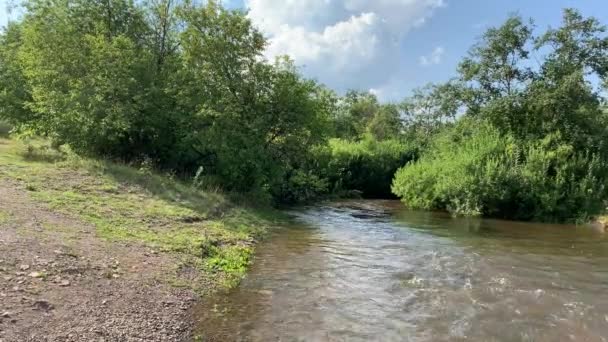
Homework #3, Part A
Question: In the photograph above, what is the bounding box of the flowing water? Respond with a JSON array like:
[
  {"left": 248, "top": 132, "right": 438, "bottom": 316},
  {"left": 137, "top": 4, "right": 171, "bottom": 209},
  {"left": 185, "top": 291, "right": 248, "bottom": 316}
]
[{"left": 195, "top": 200, "right": 608, "bottom": 341}]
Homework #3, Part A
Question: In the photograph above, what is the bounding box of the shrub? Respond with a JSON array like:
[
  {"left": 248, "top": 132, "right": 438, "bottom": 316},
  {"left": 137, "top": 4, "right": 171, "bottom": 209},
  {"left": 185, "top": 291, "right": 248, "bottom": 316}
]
[
  {"left": 271, "top": 169, "right": 329, "bottom": 205},
  {"left": 317, "top": 135, "right": 418, "bottom": 198},
  {"left": 392, "top": 120, "right": 607, "bottom": 222}
]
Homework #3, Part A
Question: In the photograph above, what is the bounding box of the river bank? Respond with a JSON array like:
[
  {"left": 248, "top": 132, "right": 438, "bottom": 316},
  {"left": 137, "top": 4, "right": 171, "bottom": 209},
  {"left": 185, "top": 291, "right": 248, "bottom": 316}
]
[
  {"left": 2, "top": 134, "right": 608, "bottom": 341},
  {"left": 590, "top": 216, "right": 608, "bottom": 233},
  {"left": 0, "top": 137, "right": 279, "bottom": 341}
]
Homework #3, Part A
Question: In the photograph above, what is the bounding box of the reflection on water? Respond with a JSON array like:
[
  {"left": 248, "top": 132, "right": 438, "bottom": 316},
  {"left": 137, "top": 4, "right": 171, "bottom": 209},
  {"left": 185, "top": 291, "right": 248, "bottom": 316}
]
[{"left": 195, "top": 200, "right": 608, "bottom": 341}]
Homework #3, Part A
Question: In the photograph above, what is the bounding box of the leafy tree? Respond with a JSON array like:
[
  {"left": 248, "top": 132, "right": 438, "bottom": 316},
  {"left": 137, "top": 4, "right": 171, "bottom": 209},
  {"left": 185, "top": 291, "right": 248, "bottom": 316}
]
[
  {"left": 528, "top": 9, "right": 608, "bottom": 152},
  {"left": 537, "top": 8, "right": 608, "bottom": 80},
  {"left": 17, "top": 0, "right": 155, "bottom": 155},
  {"left": 0, "top": 22, "right": 33, "bottom": 128},
  {"left": 393, "top": 9, "right": 608, "bottom": 222},
  {"left": 457, "top": 15, "right": 535, "bottom": 133},
  {"left": 332, "top": 90, "right": 381, "bottom": 139},
  {"left": 400, "top": 83, "right": 461, "bottom": 143},
  {"left": 459, "top": 15, "right": 534, "bottom": 99},
  {"left": 366, "top": 104, "right": 403, "bottom": 141},
  {"left": 176, "top": 2, "right": 331, "bottom": 192}
]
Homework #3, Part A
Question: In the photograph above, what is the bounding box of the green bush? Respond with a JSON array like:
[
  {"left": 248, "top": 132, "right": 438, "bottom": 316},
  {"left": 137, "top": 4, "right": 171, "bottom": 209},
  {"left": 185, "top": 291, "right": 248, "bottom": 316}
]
[
  {"left": 3, "top": 1, "right": 334, "bottom": 203},
  {"left": 317, "top": 135, "right": 418, "bottom": 198},
  {"left": 270, "top": 169, "right": 329, "bottom": 204},
  {"left": 392, "top": 120, "right": 607, "bottom": 222},
  {"left": 0, "top": 121, "right": 11, "bottom": 138}
]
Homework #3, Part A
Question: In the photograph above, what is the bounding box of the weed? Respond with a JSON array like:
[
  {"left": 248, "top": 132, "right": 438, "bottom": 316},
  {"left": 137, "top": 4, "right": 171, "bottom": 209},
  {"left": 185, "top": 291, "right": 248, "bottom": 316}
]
[{"left": 0, "top": 209, "right": 10, "bottom": 224}]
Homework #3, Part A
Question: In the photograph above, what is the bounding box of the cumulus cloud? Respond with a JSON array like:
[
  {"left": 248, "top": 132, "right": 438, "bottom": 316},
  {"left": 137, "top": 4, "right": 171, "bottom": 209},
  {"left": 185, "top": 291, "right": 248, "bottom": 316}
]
[
  {"left": 245, "top": 0, "right": 445, "bottom": 93},
  {"left": 419, "top": 46, "right": 445, "bottom": 66}
]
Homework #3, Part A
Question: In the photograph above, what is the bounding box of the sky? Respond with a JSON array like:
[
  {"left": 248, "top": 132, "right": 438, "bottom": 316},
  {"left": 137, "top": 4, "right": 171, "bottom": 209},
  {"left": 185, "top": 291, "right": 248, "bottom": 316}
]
[{"left": 2, "top": 0, "right": 608, "bottom": 101}]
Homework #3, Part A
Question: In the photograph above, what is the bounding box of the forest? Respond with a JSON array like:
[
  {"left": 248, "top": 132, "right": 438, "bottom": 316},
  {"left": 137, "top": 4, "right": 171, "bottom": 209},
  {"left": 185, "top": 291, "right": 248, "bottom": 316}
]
[{"left": 2, "top": 0, "right": 608, "bottom": 223}]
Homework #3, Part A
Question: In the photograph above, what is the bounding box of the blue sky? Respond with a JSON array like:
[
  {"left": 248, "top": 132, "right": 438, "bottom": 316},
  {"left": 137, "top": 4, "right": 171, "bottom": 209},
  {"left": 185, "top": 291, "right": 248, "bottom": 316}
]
[{"left": 2, "top": 0, "right": 608, "bottom": 100}]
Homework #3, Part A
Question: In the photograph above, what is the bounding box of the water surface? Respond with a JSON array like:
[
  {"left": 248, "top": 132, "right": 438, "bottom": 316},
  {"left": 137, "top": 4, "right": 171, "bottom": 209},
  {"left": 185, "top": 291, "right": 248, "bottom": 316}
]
[{"left": 195, "top": 200, "right": 608, "bottom": 341}]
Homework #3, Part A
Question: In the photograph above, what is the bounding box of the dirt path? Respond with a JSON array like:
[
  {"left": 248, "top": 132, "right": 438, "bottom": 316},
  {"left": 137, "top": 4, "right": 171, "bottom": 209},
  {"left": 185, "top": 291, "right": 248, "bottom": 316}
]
[{"left": 0, "top": 180, "right": 196, "bottom": 341}]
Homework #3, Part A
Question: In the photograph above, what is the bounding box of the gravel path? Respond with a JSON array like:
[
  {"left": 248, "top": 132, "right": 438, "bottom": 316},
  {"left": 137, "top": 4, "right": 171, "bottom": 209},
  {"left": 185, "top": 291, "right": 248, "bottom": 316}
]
[{"left": 0, "top": 180, "right": 197, "bottom": 341}]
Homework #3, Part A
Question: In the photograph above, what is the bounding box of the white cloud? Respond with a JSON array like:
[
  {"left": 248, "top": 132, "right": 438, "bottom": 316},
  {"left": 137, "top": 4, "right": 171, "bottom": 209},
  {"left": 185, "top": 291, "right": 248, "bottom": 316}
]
[
  {"left": 245, "top": 0, "right": 445, "bottom": 93},
  {"left": 265, "top": 12, "right": 380, "bottom": 72},
  {"left": 419, "top": 46, "right": 445, "bottom": 66}
]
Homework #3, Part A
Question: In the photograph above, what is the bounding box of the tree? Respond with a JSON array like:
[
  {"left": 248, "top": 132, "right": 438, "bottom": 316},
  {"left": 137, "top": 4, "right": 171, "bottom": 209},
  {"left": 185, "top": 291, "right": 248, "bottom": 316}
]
[
  {"left": 537, "top": 8, "right": 608, "bottom": 81},
  {"left": 459, "top": 15, "right": 534, "bottom": 100},
  {"left": 176, "top": 1, "right": 332, "bottom": 192},
  {"left": 0, "top": 22, "right": 33, "bottom": 128},
  {"left": 400, "top": 83, "right": 461, "bottom": 143},
  {"left": 456, "top": 15, "right": 535, "bottom": 133},
  {"left": 332, "top": 90, "right": 381, "bottom": 139},
  {"left": 392, "top": 9, "right": 608, "bottom": 222},
  {"left": 526, "top": 9, "right": 608, "bottom": 151},
  {"left": 17, "top": 0, "right": 154, "bottom": 155},
  {"left": 366, "top": 104, "right": 403, "bottom": 141}
]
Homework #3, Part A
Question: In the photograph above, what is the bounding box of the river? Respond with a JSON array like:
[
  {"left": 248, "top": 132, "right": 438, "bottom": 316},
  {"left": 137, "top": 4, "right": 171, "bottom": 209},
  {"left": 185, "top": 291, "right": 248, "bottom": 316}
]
[{"left": 195, "top": 200, "right": 608, "bottom": 341}]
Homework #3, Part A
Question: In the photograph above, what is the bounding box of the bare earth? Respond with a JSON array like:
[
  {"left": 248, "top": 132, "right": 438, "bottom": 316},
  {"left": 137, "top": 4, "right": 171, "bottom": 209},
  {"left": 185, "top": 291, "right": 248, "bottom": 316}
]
[{"left": 0, "top": 180, "right": 196, "bottom": 341}]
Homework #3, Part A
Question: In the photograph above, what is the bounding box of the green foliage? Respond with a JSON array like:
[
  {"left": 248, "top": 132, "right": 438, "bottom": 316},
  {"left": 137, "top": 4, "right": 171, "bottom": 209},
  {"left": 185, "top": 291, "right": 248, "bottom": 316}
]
[
  {"left": 393, "top": 9, "right": 608, "bottom": 222},
  {"left": 173, "top": 3, "right": 333, "bottom": 193},
  {"left": 0, "top": 22, "right": 33, "bottom": 127},
  {"left": 393, "top": 120, "right": 607, "bottom": 222},
  {"left": 318, "top": 90, "right": 411, "bottom": 200},
  {"left": 393, "top": 121, "right": 506, "bottom": 216},
  {"left": 366, "top": 104, "right": 403, "bottom": 141},
  {"left": 331, "top": 90, "right": 404, "bottom": 141},
  {"left": 317, "top": 136, "right": 418, "bottom": 198},
  {"left": 16, "top": 0, "right": 160, "bottom": 156},
  {"left": 271, "top": 169, "right": 329, "bottom": 204},
  {"left": 332, "top": 90, "right": 379, "bottom": 139},
  {"left": 2, "top": 0, "right": 332, "bottom": 203},
  {"left": 399, "top": 83, "right": 462, "bottom": 146},
  {"left": 4, "top": 1, "right": 608, "bottom": 222},
  {"left": 207, "top": 245, "right": 252, "bottom": 279},
  {"left": 458, "top": 15, "right": 534, "bottom": 100}
]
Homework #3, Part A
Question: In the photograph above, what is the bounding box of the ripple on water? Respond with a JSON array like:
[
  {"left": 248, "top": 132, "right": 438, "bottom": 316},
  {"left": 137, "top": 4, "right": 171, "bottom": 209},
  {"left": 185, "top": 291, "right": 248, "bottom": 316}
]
[{"left": 195, "top": 201, "right": 608, "bottom": 341}]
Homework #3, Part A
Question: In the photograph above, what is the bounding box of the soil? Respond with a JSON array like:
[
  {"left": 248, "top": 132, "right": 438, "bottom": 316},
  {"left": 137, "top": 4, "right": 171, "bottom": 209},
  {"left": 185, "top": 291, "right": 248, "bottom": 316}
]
[{"left": 0, "top": 180, "right": 197, "bottom": 341}]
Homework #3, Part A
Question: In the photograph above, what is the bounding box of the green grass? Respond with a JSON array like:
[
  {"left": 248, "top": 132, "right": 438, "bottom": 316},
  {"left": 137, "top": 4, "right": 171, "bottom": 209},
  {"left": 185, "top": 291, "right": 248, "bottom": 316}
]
[
  {"left": 0, "top": 137, "right": 283, "bottom": 291},
  {"left": 0, "top": 209, "right": 9, "bottom": 225}
]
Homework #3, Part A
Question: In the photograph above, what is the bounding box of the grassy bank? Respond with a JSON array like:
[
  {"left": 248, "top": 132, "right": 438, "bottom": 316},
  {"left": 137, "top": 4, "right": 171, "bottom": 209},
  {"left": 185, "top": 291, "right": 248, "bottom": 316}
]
[{"left": 0, "top": 135, "right": 282, "bottom": 291}]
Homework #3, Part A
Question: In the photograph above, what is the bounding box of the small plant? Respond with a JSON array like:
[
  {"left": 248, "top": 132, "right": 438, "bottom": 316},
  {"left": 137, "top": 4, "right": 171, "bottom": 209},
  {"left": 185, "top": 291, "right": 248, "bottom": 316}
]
[
  {"left": 192, "top": 166, "right": 205, "bottom": 190},
  {"left": 138, "top": 156, "right": 155, "bottom": 176},
  {"left": 0, "top": 210, "right": 10, "bottom": 224}
]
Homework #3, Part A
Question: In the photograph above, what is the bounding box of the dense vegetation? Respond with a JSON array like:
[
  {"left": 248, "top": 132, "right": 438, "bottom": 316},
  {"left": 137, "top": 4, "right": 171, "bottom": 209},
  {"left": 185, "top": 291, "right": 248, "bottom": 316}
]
[
  {"left": 2, "top": 1, "right": 608, "bottom": 222},
  {"left": 0, "top": 0, "right": 408, "bottom": 204},
  {"left": 393, "top": 11, "right": 608, "bottom": 222},
  {"left": 313, "top": 137, "right": 417, "bottom": 199}
]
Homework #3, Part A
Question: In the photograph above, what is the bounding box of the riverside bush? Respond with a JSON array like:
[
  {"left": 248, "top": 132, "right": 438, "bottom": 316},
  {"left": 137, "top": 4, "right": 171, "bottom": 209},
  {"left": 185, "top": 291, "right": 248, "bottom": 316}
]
[
  {"left": 317, "top": 136, "right": 418, "bottom": 198},
  {"left": 392, "top": 121, "right": 607, "bottom": 222}
]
